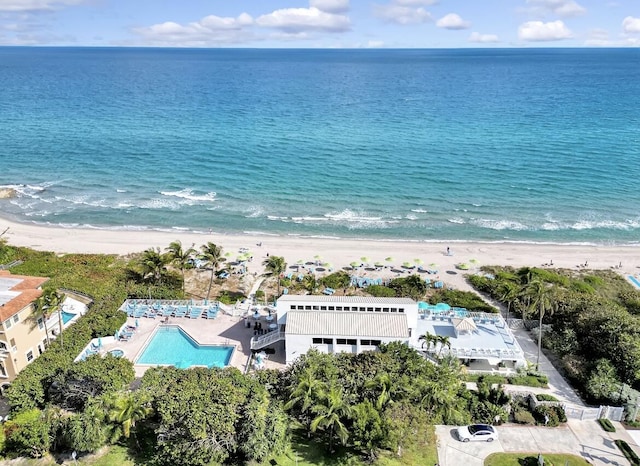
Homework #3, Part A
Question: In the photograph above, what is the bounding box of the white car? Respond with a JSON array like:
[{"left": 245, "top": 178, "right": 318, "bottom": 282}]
[{"left": 456, "top": 424, "right": 497, "bottom": 442}]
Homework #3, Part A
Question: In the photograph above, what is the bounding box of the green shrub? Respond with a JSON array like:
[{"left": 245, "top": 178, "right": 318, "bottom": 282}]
[
  {"left": 366, "top": 285, "right": 396, "bottom": 297},
  {"left": 3, "top": 409, "right": 51, "bottom": 458},
  {"left": 615, "top": 439, "right": 640, "bottom": 466},
  {"left": 513, "top": 409, "right": 536, "bottom": 425},
  {"left": 429, "top": 289, "right": 497, "bottom": 313},
  {"left": 598, "top": 418, "right": 616, "bottom": 432},
  {"left": 570, "top": 281, "right": 596, "bottom": 294},
  {"left": 320, "top": 271, "right": 351, "bottom": 290},
  {"left": 536, "top": 394, "right": 559, "bottom": 401},
  {"left": 533, "top": 405, "right": 566, "bottom": 427}
]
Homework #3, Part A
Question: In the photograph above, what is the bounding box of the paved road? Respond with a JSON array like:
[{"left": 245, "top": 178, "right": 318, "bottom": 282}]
[{"left": 436, "top": 421, "right": 633, "bottom": 466}]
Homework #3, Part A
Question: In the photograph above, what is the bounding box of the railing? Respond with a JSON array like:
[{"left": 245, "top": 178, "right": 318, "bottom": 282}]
[{"left": 250, "top": 331, "right": 284, "bottom": 350}]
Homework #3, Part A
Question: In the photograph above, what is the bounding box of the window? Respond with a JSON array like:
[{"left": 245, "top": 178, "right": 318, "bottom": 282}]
[
  {"left": 312, "top": 338, "right": 322, "bottom": 344},
  {"left": 26, "top": 350, "right": 34, "bottom": 362},
  {"left": 10, "top": 338, "right": 16, "bottom": 352},
  {"left": 371, "top": 340, "right": 382, "bottom": 346},
  {"left": 290, "top": 305, "right": 296, "bottom": 310},
  {"left": 328, "top": 306, "right": 335, "bottom": 311},
  {"left": 383, "top": 307, "right": 389, "bottom": 312},
  {"left": 351, "top": 306, "right": 358, "bottom": 311},
  {"left": 336, "top": 338, "right": 347, "bottom": 345},
  {"left": 367, "top": 307, "right": 373, "bottom": 312},
  {"left": 4, "top": 319, "right": 12, "bottom": 330},
  {"left": 322, "top": 338, "right": 333, "bottom": 345},
  {"left": 347, "top": 339, "right": 357, "bottom": 345},
  {"left": 0, "top": 363, "right": 6, "bottom": 377},
  {"left": 390, "top": 308, "right": 397, "bottom": 313},
  {"left": 361, "top": 339, "right": 371, "bottom": 346},
  {"left": 305, "top": 305, "right": 311, "bottom": 310},
  {"left": 375, "top": 307, "right": 381, "bottom": 312},
  {"left": 399, "top": 308, "right": 405, "bottom": 313},
  {"left": 297, "top": 305, "right": 304, "bottom": 310},
  {"left": 0, "top": 341, "right": 7, "bottom": 351},
  {"left": 336, "top": 306, "right": 342, "bottom": 311},
  {"left": 312, "top": 306, "right": 319, "bottom": 310},
  {"left": 320, "top": 306, "right": 326, "bottom": 311},
  {"left": 38, "top": 344, "right": 44, "bottom": 355},
  {"left": 12, "top": 315, "right": 19, "bottom": 324},
  {"left": 37, "top": 317, "right": 44, "bottom": 330},
  {"left": 359, "top": 307, "right": 365, "bottom": 312}
]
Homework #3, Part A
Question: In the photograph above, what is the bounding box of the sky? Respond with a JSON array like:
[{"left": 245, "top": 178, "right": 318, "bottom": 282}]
[{"left": 0, "top": 0, "right": 639, "bottom": 48}]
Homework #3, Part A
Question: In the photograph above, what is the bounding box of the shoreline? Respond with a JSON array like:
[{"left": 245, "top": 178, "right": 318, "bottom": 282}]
[{"left": 2, "top": 215, "right": 640, "bottom": 292}]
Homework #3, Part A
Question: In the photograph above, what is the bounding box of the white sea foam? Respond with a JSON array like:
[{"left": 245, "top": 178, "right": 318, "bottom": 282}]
[
  {"left": 411, "top": 208, "right": 428, "bottom": 213},
  {"left": 267, "top": 215, "right": 289, "bottom": 221},
  {"left": 405, "top": 214, "right": 418, "bottom": 220},
  {"left": 471, "top": 218, "right": 528, "bottom": 231},
  {"left": 160, "top": 188, "right": 216, "bottom": 203},
  {"left": 244, "top": 206, "right": 264, "bottom": 218},
  {"left": 570, "top": 219, "right": 640, "bottom": 230},
  {"left": 448, "top": 217, "right": 465, "bottom": 224},
  {"left": 116, "top": 189, "right": 127, "bottom": 193}
]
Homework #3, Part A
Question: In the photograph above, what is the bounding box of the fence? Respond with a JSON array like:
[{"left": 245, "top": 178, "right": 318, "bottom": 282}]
[{"left": 564, "top": 404, "right": 624, "bottom": 422}]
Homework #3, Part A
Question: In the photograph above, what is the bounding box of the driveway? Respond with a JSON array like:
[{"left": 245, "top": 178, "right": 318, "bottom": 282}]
[{"left": 436, "top": 422, "right": 632, "bottom": 466}]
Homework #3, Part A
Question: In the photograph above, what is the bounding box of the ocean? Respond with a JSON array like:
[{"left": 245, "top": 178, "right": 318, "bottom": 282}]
[{"left": 1, "top": 47, "right": 639, "bottom": 244}]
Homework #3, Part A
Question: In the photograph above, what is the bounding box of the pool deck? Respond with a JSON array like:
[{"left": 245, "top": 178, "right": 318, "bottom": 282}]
[{"left": 97, "top": 311, "right": 286, "bottom": 377}]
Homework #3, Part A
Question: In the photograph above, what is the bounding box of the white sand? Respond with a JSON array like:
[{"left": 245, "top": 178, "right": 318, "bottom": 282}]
[{"left": 2, "top": 215, "right": 639, "bottom": 292}]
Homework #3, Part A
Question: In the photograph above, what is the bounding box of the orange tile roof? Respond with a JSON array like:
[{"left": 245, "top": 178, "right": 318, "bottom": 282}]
[{"left": 0, "top": 271, "right": 49, "bottom": 322}]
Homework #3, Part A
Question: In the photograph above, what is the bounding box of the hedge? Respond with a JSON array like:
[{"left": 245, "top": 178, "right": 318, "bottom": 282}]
[
  {"left": 598, "top": 418, "right": 616, "bottom": 432},
  {"left": 615, "top": 439, "right": 640, "bottom": 466}
]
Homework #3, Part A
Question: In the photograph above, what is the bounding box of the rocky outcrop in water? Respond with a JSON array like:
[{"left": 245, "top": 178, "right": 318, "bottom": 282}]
[{"left": 0, "top": 188, "right": 17, "bottom": 199}]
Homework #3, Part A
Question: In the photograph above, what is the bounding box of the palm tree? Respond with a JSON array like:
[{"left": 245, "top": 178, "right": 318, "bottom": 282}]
[
  {"left": 418, "top": 333, "right": 437, "bottom": 353},
  {"left": 262, "top": 256, "right": 287, "bottom": 297},
  {"left": 200, "top": 242, "right": 223, "bottom": 300},
  {"left": 436, "top": 335, "right": 451, "bottom": 358},
  {"left": 284, "top": 370, "right": 326, "bottom": 434},
  {"left": 31, "top": 288, "right": 66, "bottom": 347},
  {"left": 139, "top": 247, "right": 170, "bottom": 285},
  {"left": 498, "top": 280, "right": 520, "bottom": 324},
  {"left": 524, "top": 278, "right": 554, "bottom": 371},
  {"left": 364, "top": 372, "right": 393, "bottom": 410},
  {"left": 165, "top": 240, "right": 196, "bottom": 294},
  {"left": 108, "top": 392, "right": 153, "bottom": 447},
  {"left": 310, "top": 385, "right": 352, "bottom": 452},
  {"left": 303, "top": 274, "right": 318, "bottom": 294}
]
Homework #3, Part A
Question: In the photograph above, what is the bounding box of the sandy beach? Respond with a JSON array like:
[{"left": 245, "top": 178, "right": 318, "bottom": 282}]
[{"left": 2, "top": 215, "right": 640, "bottom": 293}]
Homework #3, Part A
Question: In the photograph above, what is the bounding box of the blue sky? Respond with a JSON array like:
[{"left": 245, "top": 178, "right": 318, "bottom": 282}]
[{"left": 0, "top": 0, "right": 639, "bottom": 47}]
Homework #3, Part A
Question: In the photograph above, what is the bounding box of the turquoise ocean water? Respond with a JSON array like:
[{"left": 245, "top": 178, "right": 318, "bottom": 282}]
[{"left": 1, "top": 47, "right": 639, "bottom": 244}]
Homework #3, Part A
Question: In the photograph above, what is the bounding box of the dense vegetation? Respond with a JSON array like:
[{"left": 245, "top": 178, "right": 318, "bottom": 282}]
[{"left": 469, "top": 266, "right": 640, "bottom": 405}]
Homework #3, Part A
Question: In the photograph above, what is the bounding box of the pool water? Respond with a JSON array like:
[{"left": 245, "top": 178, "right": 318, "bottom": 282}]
[
  {"left": 136, "top": 326, "right": 234, "bottom": 368},
  {"left": 61, "top": 311, "right": 76, "bottom": 324}
]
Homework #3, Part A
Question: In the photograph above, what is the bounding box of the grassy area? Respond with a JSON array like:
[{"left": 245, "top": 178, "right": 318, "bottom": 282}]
[
  {"left": 266, "top": 426, "right": 438, "bottom": 466},
  {"left": 484, "top": 452, "right": 591, "bottom": 465}
]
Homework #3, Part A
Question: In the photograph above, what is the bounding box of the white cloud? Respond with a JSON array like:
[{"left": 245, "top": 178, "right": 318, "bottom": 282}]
[
  {"left": 436, "top": 13, "right": 470, "bottom": 30},
  {"left": 518, "top": 20, "right": 572, "bottom": 41},
  {"left": 256, "top": 7, "right": 350, "bottom": 33},
  {"left": 309, "top": 0, "right": 349, "bottom": 13},
  {"left": 0, "top": 0, "right": 84, "bottom": 12},
  {"left": 373, "top": 4, "right": 432, "bottom": 24},
  {"left": 526, "top": 0, "right": 586, "bottom": 18},
  {"left": 622, "top": 16, "right": 640, "bottom": 34},
  {"left": 469, "top": 32, "right": 499, "bottom": 43},
  {"left": 133, "top": 13, "right": 256, "bottom": 46}
]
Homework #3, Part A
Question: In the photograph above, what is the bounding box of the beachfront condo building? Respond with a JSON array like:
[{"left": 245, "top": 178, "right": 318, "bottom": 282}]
[
  {"left": 0, "top": 271, "right": 50, "bottom": 392},
  {"left": 253, "top": 294, "right": 526, "bottom": 371}
]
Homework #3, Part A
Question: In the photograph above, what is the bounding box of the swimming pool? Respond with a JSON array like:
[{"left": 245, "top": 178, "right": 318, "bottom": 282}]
[
  {"left": 61, "top": 311, "right": 76, "bottom": 324},
  {"left": 135, "top": 326, "right": 234, "bottom": 368},
  {"left": 629, "top": 275, "right": 640, "bottom": 289}
]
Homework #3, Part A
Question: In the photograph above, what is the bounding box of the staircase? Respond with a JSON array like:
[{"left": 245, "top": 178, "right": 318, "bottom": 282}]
[{"left": 250, "top": 331, "right": 285, "bottom": 350}]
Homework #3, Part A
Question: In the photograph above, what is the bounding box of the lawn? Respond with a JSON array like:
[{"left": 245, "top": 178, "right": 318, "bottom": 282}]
[
  {"left": 484, "top": 452, "right": 591, "bottom": 465},
  {"left": 266, "top": 426, "right": 438, "bottom": 466}
]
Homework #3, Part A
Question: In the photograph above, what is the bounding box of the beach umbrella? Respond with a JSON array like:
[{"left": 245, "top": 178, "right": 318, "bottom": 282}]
[
  {"left": 385, "top": 256, "right": 394, "bottom": 263},
  {"left": 457, "top": 263, "right": 470, "bottom": 270},
  {"left": 469, "top": 258, "right": 479, "bottom": 265},
  {"left": 314, "top": 254, "right": 323, "bottom": 261},
  {"left": 374, "top": 261, "right": 384, "bottom": 268},
  {"left": 429, "top": 262, "right": 438, "bottom": 268},
  {"left": 322, "top": 262, "right": 333, "bottom": 269},
  {"left": 361, "top": 256, "right": 371, "bottom": 265},
  {"left": 350, "top": 261, "right": 360, "bottom": 269},
  {"left": 402, "top": 261, "right": 414, "bottom": 269},
  {"left": 414, "top": 258, "right": 424, "bottom": 266}
]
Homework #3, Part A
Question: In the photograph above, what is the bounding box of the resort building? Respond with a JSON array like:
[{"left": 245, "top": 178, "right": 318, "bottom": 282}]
[
  {"left": 270, "top": 295, "right": 418, "bottom": 364},
  {"left": 252, "top": 295, "right": 526, "bottom": 371},
  {"left": 0, "top": 271, "right": 49, "bottom": 391}
]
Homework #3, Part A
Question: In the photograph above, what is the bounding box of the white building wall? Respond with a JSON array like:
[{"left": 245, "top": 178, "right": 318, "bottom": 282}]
[{"left": 285, "top": 333, "right": 409, "bottom": 364}]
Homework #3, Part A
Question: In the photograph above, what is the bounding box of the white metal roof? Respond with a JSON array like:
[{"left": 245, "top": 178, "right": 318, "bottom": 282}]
[
  {"left": 277, "top": 295, "right": 415, "bottom": 305},
  {"left": 286, "top": 311, "right": 409, "bottom": 338}
]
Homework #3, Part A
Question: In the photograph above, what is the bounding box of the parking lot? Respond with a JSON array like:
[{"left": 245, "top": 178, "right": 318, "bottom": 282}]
[{"left": 436, "top": 421, "right": 634, "bottom": 466}]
